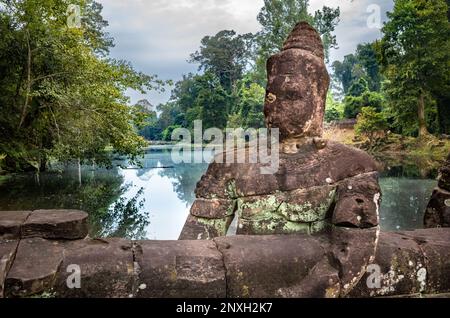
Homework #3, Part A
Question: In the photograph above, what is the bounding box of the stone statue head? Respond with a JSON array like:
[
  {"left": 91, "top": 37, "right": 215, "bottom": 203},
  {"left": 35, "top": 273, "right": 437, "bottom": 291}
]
[{"left": 264, "top": 22, "right": 330, "bottom": 143}]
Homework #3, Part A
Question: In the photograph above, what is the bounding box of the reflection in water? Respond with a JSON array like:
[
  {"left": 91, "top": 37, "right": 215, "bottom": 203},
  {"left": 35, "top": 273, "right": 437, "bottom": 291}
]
[{"left": 0, "top": 148, "right": 440, "bottom": 239}]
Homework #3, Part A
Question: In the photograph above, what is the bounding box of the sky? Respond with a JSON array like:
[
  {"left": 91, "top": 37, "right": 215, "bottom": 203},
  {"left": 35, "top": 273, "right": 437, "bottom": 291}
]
[{"left": 97, "top": 0, "right": 394, "bottom": 106}]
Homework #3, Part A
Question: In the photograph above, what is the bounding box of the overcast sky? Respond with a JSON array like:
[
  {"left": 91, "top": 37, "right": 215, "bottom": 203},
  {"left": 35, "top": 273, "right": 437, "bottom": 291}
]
[{"left": 97, "top": 0, "right": 394, "bottom": 106}]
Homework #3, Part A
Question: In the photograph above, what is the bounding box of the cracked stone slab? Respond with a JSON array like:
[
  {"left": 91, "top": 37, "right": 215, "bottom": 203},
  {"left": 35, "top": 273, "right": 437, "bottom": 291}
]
[
  {"left": 0, "top": 240, "right": 19, "bottom": 298},
  {"left": 5, "top": 238, "right": 64, "bottom": 297},
  {"left": 329, "top": 227, "right": 379, "bottom": 297},
  {"left": 399, "top": 229, "right": 450, "bottom": 294},
  {"left": 0, "top": 211, "right": 31, "bottom": 239},
  {"left": 215, "top": 235, "right": 326, "bottom": 298},
  {"left": 54, "top": 238, "right": 134, "bottom": 298},
  {"left": 348, "top": 231, "right": 426, "bottom": 298},
  {"left": 134, "top": 240, "right": 226, "bottom": 298},
  {"left": 22, "top": 210, "right": 88, "bottom": 240}
]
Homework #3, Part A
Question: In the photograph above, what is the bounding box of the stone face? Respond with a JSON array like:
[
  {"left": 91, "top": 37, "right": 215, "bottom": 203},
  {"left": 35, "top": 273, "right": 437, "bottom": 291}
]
[
  {"left": 332, "top": 173, "right": 381, "bottom": 228},
  {"left": 0, "top": 211, "right": 31, "bottom": 239},
  {"left": 134, "top": 240, "right": 226, "bottom": 298},
  {"left": 424, "top": 188, "right": 450, "bottom": 228},
  {"left": 22, "top": 210, "right": 88, "bottom": 240},
  {"left": 5, "top": 238, "right": 64, "bottom": 297},
  {"left": 0, "top": 240, "right": 19, "bottom": 298},
  {"left": 264, "top": 22, "right": 329, "bottom": 141},
  {"left": 54, "top": 238, "right": 135, "bottom": 298}
]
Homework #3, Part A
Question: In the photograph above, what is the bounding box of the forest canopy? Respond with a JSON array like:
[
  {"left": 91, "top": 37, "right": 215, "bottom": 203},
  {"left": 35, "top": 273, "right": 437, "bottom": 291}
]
[{"left": 0, "top": 0, "right": 164, "bottom": 172}]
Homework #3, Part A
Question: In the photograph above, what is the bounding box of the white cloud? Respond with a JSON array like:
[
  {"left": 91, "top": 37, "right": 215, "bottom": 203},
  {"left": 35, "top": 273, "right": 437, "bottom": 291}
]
[{"left": 97, "top": 0, "right": 394, "bottom": 105}]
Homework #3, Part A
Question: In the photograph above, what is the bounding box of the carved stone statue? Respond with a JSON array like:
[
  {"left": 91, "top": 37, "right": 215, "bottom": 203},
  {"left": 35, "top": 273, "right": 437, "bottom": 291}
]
[{"left": 179, "top": 22, "right": 381, "bottom": 240}]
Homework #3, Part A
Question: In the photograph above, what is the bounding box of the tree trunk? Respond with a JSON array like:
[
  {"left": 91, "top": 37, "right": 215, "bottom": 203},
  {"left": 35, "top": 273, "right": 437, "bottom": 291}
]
[
  {"left": 418, "top": 92, "right": 428, "bottom": 137},
  {"left": 77, "top": 158, "right": 82, "bottom": 187},
  {"left": 18, "top": 30, "right": 32, "bottom": 130}
]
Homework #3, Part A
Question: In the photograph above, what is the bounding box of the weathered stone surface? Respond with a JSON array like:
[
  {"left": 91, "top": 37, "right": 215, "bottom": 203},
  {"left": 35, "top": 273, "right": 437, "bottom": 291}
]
[
  {"left": 0, "top": 240, "right": 19, "bottom": 298},
  {"left": 215, "top": 235, "right": 326, "bottom": 298},
  {"left": 22, "top": 210, "right": 88, "bottom": 240},
  {"left": 277, "top": 257, "right": 340, "bottom": 298},
  {"left": 54, "top": 239, "right": 134, "bottom": 298},
  {"left": 5, "top": 238, "right": 64, "bottom": 297},
  {"left": 329, "top": 227, "right": 379, "bottom": 296},
  {"left": 180, "top": 22, "right": 380, "bottom": 241},
  {"left": 195, "top": 141, "right": 379, "bottom": 200},
  {"left": 348, "top": 231, "right": 426, "bottom": 297},
  {"left": 438, "top": 153, "right": 450, "bottom": 191},
  {"left": 332, "top": 173, "right": 381, "bottom": 228},
  {"left": 190, "top": 198, "right": 236, "bottom": 219},
  {"left": 0, "top": 211, "right": 31, "bottom": 239},
  {"left": 400, "top": 228, "right": 450, "bottom": 294},
  {"left": 134, "top": 240, "right": 226, "bottom": 298},
  {"left": 237, "top": 215, "right": 311, "bottom": 236},
  {"left": 264, "top": 22, "right": 329, "bottom": 141},
  {"left": 424, "top": 188, "right": 450, "bottom": 228},
  {"left": 179, "top": 214, "right": 233, "bottom": 240},
  {"left": 282, "top": 21, "right": 325, "bottom": 59},
  {"left": 237, "top": 185, "right": 335, "bottom": 223}
]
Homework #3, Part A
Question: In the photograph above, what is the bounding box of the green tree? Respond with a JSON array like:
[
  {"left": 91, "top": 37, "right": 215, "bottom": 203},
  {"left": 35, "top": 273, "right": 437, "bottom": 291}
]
[
  {"left": 0, "top": 0, "right": 164, "bottom": 172},
  {"left": 189, "top": 30, "right": 254, "bottom": 92},
  {"left": 325, "top": 92, "right": 344, "bottom": 123},
  {"left": 227, "top": 79, "right": 265, "bottom": 129},
  {"left": 344, "top": 86, "right": 385, "bottom": 119},
  {"left": 331, "top": 54, "right": 361, "bottom": 95},
  {"left": 356, "top": 42, "right": 383, "bottom": 92},
  {"left": 169, "top": 73, "right": 231, "bottom": 131},
  {"left": 355, "top": 107, "right": 388, "bottom": 143},
  {"left": 380, "top": 0, "right": 450, "bottom": 137},
  {"left": 332, "top": 42, "right": 383, "bottom": 95}
]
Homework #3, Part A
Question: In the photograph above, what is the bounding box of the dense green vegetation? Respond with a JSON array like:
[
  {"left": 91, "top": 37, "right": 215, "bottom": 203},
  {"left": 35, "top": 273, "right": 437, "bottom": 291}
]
[
  {"left": 329, "top": 0, "right": 449, "bottom": 143},
  {"left": 0, "top": 0, "right": 165, "bottom": 172},
  {"left": 142, "top": 0, "right": 449, "bottom": 148},
  {"left": 1, "top": 0, "right": 449, "bottom": 172},
  {"left": 139, "top": 0, "right": 341, "bottom": 141}
]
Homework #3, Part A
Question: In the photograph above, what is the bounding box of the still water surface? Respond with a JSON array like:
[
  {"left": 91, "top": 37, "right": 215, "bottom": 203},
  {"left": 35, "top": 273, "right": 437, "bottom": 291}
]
[{"left": 0, "top": 148, "right": 438, "bottom": 239}]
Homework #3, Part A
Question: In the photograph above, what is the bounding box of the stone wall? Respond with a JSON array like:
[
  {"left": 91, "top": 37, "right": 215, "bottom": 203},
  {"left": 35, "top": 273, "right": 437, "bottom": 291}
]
[{"left": 1, "top": 210, "right": 450, "bottom": 298}]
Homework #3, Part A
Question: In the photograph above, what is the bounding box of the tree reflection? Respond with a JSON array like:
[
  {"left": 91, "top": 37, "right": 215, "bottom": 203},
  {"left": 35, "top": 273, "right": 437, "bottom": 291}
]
[
  {"left": 0, "top": 166, "right": 150, "bottom": 240},
  {"left": 94, "top": 188, "right": 149, "bottom": 239}
]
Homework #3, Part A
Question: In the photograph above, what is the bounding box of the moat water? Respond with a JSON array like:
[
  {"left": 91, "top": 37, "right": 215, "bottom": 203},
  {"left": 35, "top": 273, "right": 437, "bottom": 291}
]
[{"left": 0, "top": 148, "right": 439, "bottom": 240}]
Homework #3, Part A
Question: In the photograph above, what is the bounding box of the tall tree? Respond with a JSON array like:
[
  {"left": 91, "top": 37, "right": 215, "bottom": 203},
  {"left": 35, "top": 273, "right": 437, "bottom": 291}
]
[
  {"left": 380, "top": 0, "right": 450, "bottom": 137},
  {"left": 189, "top": 30, "right": 254, "bottom": 93},
  {"left": 0, "top": 0, "right": 163, "bottom": 171}
]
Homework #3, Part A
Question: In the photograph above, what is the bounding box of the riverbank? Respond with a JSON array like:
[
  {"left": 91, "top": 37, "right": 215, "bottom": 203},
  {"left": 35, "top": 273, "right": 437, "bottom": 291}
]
[{"left": 324, "top": 127, "right": 450, "bottom": 166}]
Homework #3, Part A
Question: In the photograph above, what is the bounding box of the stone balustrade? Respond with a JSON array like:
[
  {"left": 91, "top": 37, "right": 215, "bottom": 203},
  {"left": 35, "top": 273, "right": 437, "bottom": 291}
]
[{"left": 1, "top": 210, "right": 450, "bottom": 298}]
